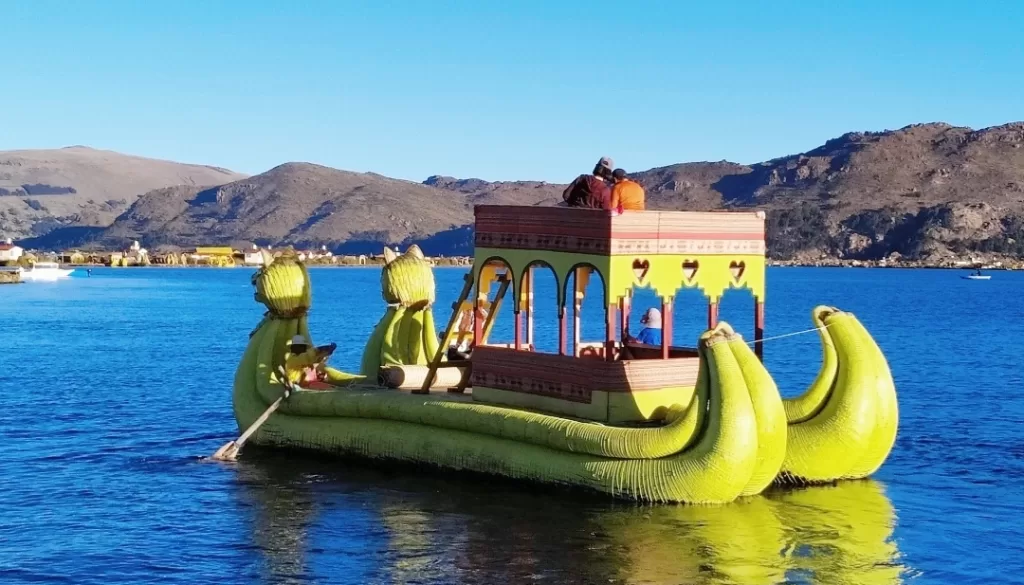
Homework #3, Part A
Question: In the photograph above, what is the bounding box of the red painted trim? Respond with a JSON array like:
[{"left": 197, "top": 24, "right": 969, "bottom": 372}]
[{"left": 708, "top": 302, "right": 719, "bottom": 328}]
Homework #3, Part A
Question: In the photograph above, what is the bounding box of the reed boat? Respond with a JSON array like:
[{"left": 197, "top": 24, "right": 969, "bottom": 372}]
[{"left": 229, "top": 206, "right": 899, "bottom": 504}]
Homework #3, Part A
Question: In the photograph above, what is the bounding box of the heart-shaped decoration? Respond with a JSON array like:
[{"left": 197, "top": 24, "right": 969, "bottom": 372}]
[
  {"left": 729, "top": 260, "right": 746, "bottom": 281},
  {"left": 632, "top": 259, "right": 650, "bottom": 283},
  {"left": 682, "top": 260, "right": 699, "bottom": 281}
]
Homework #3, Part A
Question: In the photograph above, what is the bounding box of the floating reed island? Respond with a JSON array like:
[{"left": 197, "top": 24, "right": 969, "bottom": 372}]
[
  {"left": 219, "top": 205, "right": 900, "bottom": 504},
  {"left": 0, "top": 271, "right": 21, "bottom": 284}
]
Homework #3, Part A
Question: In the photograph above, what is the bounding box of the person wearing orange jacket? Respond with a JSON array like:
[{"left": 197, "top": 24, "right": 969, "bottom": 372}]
[{"left": 609, "top": 168, "right": 645, "bottom": 211}]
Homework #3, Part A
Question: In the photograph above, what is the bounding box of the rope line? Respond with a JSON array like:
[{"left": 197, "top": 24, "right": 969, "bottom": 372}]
[{"left": 748, "top": 322, "right": 831, "bottom": 346}]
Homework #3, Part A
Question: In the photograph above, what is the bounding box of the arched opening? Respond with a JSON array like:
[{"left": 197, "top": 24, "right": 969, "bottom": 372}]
[
  {"left": 717, "top": 287, "right": 756, "bottom": 341},
  {"left": 561, "top": 263, "right": 608, "bottom": 360},
  {"left": 469, "top": 257, "right": 515, "bottom": 350},
  {"left": 671, "top": 287, "right": 707, "bottom": 350},
  {"left": 520, "top": 261, "right": 560, "bottom": 354}
]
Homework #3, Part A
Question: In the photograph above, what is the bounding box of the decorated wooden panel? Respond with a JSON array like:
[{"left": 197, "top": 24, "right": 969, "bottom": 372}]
[
  {"left": 471, "top": 347, "right": 594, "bottom": 403},
  {"left": 592, "top": 358, "right": 700, "bottom": 393},
  {"left": 473, "top": 206, "right": 765, "bottom": 257},
  {"left": 471, "top": 346, "right": 701, "bottom": 404}
]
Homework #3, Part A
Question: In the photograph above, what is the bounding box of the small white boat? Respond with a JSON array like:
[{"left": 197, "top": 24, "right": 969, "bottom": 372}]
[
  {"left": 17, "top": 262, "right": 75, "bottom": 281},
  {"left": 962, "top": 270, "right": 991, "bottom": 281}
]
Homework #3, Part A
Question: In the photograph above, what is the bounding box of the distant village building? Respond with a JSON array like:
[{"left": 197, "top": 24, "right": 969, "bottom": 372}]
[
  {"left": 124, "top": 240, "right": 150, "bottom": 266},
  {"left": 297, "top": 245, "right": 333, "bottom": 262},
  {"left": 0, "top": 239, "right": 25, "bottom": 264},
  {"left": 59, "top": 251, "right": 87, "bottom": 265},
  {"left": 192, "top": 246, "right": 237, "bottom": 267},
  {"left": 243, "top": 245, "right": 265, "bottom": 266}
]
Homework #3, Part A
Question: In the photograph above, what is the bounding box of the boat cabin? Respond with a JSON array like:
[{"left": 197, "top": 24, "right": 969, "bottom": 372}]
[{"left": 450, "top": 205, "right": 766, "bottom": 424}]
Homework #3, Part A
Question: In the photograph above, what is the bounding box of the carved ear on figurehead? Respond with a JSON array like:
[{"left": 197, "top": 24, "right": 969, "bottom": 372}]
[
  {"left": 383, "top": 247, "right": 398, "bottom": 265},
  {"left": 406, "top": 244, "right": 425, "bottom": 260}
]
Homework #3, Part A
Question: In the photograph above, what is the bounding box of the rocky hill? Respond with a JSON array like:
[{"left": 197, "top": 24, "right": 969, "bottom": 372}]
[
  {"left": 88, "top": 162, "right": 476, "bottom": 255},
  {"left": 13, "top": 122, "right": 1024, "bottom": 262},
  {"left": 0, "top": 146, "right": 246, "bottom": 240}
]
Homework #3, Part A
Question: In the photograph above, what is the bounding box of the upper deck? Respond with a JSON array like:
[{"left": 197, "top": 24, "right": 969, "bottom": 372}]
[
  {"left": 463, "top": 205, "right": 769, "bottom": 423},
  {"left": 474, "top": 206, "right": 766, "bottom": 257}
]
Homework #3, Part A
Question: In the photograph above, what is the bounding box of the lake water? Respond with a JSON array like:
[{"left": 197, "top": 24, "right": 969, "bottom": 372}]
[{"left": 2, "top": 266, "right": 1023, "bottom": 584}]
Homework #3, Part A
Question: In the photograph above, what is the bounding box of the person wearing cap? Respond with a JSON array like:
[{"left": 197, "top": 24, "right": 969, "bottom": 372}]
[
  {"left": 609, "top": 168, "right": 646, "bottom": 212},
  {"left": 626, "top": 307, "right": 663, "bottom": 346},
  {"left": 562, "top": 156, "right": 614, "bottom": 209},
  {"left": 284, "top": 335, "right": 337, "bottom": 387}
]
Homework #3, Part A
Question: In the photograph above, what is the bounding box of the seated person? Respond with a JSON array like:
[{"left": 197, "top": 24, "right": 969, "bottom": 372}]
[
  {"left": 624, "top": 308, "right": 663, "bottom": 346},
  {"left": 561, "top": 157, "right": 614, "bottom": 209},
  {"left": 609, "top": 168, "right": 646, "bottom": 211},
  {"left": 285, "top": 335, "right": 337, "bottom": 388},
  {"left": 447, "top": 306, "right": 488, "bottom": 360}
]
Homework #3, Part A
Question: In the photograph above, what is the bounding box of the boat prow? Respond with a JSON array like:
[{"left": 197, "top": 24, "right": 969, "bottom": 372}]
[{"left": 962, "top": 274, "right": 991, "bottom": 280}]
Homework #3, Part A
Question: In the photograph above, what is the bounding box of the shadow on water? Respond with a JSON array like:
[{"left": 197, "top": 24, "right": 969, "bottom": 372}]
[{"left": 230, "top": 450, "right": 912, "bottom": 585}]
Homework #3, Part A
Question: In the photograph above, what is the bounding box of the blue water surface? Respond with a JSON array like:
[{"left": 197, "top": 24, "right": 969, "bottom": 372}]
[{"left": 1, "top": 266, "right": 1022, "bottom": 584}]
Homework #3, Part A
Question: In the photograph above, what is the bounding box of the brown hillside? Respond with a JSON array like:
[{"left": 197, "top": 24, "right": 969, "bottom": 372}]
[
  {"left": 19, "top": 121, "right": 1024, "bottom": 262},
  {"left": 95, "top": 163, "right": 473, "bottom": 252},
  {"left": 0, "top": 146, "right": 246, "bottom": 240}
]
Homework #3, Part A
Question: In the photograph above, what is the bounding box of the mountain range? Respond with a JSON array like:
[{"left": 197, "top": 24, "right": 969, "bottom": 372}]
[{"left": 8, "top": 121, "right": 1024, "bottom": 261}]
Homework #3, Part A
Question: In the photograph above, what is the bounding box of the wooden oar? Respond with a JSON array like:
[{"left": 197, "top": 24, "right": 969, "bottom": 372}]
[{"left": 211, "top": 366, "right": 294, "bottom": 462}]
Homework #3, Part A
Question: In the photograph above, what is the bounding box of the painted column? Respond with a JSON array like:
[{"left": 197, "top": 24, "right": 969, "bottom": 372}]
[
  {"left": 524, "top": 267, "right": 534, "bottom": 349},
  {"left": 514, "top": 310, "right": 522, "bottom": 350},
  {"left": 573, "top": 300, "right": 581, "bottom": 357},
  {"left": 661, "top": 299, "right": 673, "bottom": 359},
  {"left": 619, "top": 294, "right": 631, "bottom": 339},
  {"left": 605, "top": 303, "right": 617, "bottom": 361},
  {"left": 473, "top": 286, "right": 484, "bottom": 344},
  {"left": 754, "top": 300, "right": 765, "bottom": 361},
  {"left": 708, "top": 301, "right": 719, "bottom": 329},
  {"left": 558, "top": 306, "right": 567, "bottom": 356}
]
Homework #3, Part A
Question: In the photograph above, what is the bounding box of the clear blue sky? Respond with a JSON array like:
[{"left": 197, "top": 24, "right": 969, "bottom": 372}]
[{"left": 3, "top": 0, "right": 1022, "bottom": 182}]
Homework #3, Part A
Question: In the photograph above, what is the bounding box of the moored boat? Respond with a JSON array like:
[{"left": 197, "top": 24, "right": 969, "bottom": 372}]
[
  {"left": 16, "top": 261, "right": 75, "bottom": 281},
  {"left": 227, "top": 206, "right": 899, "bottom": 503}
]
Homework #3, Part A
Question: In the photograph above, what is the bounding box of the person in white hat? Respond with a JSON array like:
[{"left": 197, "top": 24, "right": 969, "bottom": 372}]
[{"left": 625, "top": 307, "right": 663, "bottom": 347}]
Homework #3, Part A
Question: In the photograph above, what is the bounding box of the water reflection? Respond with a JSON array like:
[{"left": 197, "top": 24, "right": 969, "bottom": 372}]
[
  {"left": 233, "top": 453, "right": 910, "bottom": 584},
  {"left": 233, "top": 457, "right": 318, "bottom": 584},
  {"left": 770, "top": 481, "right": 907, "bottom": 585}
]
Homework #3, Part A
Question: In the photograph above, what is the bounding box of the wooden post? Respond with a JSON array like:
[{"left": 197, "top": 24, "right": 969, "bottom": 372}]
[
  {"left": 754, "top": 300, "right": 765, "bottom": 361},
  {"left": 708, "top": 301, "right": 719, "bottom": 329},
  {"left": 605, "top": 303, "right": 617, "bottom": 361},
  {"left": 558, "top": 306, "right": 567, "bottom": 356},
  {"left": 661, "top": 299, "right": 673, "bottom": 359}
]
